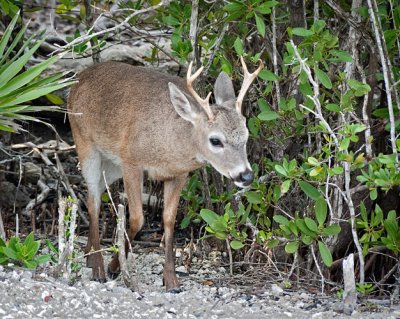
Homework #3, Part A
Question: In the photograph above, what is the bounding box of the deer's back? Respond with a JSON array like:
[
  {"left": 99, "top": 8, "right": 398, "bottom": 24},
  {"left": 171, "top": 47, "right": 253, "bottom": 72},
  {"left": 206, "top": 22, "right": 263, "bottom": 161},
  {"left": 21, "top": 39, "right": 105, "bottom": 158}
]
[{"left": 68, "top": 62, "right": 197, "bottom": 170}]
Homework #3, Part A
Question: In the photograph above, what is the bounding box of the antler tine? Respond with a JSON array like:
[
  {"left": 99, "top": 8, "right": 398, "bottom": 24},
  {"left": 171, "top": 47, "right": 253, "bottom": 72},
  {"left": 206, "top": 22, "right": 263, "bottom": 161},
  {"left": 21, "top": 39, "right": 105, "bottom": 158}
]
[
  {"left": 235, "top": 57, "right": 264, "bottom": 114},
  {"left": 187, "top": 61, "right": 214, "bottom": 121}
]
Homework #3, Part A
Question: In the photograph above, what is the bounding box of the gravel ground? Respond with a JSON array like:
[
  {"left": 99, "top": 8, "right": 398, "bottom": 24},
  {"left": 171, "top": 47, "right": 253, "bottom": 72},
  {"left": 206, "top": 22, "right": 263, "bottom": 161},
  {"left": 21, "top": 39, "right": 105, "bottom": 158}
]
[{"left": 0, "top": 249, "right": 399, "bottom": 319}]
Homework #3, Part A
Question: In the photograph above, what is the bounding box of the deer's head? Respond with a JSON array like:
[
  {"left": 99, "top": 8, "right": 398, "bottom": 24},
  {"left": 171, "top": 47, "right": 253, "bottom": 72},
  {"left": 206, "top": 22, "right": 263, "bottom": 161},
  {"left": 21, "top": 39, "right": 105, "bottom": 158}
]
[{"left": 168, "top": 58, "right": 263, "bottom": 188}]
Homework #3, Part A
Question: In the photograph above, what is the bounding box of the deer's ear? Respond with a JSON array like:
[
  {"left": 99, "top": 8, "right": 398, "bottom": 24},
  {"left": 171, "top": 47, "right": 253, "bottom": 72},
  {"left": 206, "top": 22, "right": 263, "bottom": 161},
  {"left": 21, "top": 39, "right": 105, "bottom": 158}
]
[
  {"left": 214, "top": 72, "right": 235, "bottom": 105},
  {"left": 169, "top": 82, "right": 198, "bottom": 124}
]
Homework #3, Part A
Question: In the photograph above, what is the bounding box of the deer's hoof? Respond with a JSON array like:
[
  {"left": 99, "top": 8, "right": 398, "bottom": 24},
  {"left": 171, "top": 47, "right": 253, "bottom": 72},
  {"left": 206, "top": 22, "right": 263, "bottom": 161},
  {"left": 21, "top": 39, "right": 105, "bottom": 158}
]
[
  {"left": 107, "top": 259, "right": 121, "bottom": 279},
  {"left": 107, "top": 267, "right": 121, "bottom": 280},
  {"left": 166, "top": 287, "right": 182, "bottom": 294},
  {"left": 92, "top": 269, "right": 107, "bottom": 283}
]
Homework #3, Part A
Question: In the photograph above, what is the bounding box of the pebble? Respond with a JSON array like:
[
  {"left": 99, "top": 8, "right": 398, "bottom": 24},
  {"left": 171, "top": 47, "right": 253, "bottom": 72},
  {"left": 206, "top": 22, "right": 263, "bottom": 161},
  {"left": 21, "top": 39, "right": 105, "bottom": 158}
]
[
  {"left": 271, "top": 284, "right": 284, "bottom": 295},
  {"left": 0, "top": 251, "right": 398, "bottom": 319}
]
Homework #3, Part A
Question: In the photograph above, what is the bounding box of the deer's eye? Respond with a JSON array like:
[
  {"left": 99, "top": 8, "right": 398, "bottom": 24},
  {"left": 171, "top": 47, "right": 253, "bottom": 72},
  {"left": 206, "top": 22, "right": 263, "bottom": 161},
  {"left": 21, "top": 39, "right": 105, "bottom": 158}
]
[{"left": 209, "top": 137, "right": 224, "bottom": 148}]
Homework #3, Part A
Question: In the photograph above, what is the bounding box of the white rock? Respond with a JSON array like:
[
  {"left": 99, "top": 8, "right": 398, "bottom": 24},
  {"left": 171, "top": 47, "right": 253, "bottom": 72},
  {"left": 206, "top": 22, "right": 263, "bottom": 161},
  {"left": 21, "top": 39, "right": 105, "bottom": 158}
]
[
  {"left": 271, "top": 284, "right": 284, "bottom": 295},
  {"left": 105, "top": 280, "right": 117, "bottom": 291},
  {"left": 176, "top": 266, "right": 187, "bottom": 273}
]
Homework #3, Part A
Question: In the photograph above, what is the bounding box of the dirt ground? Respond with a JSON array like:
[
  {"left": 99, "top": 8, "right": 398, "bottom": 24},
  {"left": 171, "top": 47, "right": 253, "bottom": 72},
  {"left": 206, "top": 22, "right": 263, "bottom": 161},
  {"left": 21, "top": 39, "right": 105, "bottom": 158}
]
[{"left": 1, "top": 247, "right": 400, "bottom": 319}]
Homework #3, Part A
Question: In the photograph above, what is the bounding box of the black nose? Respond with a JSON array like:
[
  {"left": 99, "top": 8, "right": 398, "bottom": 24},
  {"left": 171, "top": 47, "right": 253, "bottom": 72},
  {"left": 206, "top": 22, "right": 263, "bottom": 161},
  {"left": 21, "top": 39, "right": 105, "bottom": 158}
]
[{"left": 237, "top": 170, "right": 254, "bottom": 186}]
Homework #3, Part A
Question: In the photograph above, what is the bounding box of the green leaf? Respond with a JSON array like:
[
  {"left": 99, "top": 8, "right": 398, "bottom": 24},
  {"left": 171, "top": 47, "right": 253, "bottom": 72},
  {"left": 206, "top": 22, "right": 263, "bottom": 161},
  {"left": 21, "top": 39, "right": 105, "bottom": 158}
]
[
  {"left": 0, "top": 55, "right": 58, "bottom": 97},
  {"left": 200, "top": 209, "right": 220, "bottom": 225},
  {"left": 292, "top": 28, "right": 314, "bottom": 37},
  {"left": 224, "top": 1, "right": 244, "bottom": 13},
  {"left": 46, "top": 93, "right": 64, "bottom": 105},
  {"left": 288, "top": 220, "right": 298, "bottom": 236},
  {"left": 258, "top": 111, "right": 279, "bottom": 121},
  {"left": 298, "top": 181, "right": 320, "bottom": 200},
  {"left": 0, "top": 11, "right": 20, "bottom": 60},
  {"left": 322, "top": 224, "right": 341, "bottom": 236},
  {"left": 0, "top": 40, "right": 44, "bottom": 90},
  {"left": 230, "top": 240, "right": 244, "bottom": 250},
  {"left": 210, "top": 218, "right": 228, "bottom": 233},
  {"left": 309, "top": 167, "right": 322, "bottom": 177},
  {"left": 370, "top": 189, "right": 378, "bottom": 200},
  {"left": 304, "top": 217, "right": 318, "bottom": 232},
  {"left": 331, "top": 166, "right": 343, "bottom": 175},
  {"left": 215, "top": 232, "right": 227, "bottom": 240},
  {"left": 258, "top": 69, "right": 279, "bottom": 81},
  {"left": 307, "top": 157, "right": 319, "bottom": 166},
  {"left": 315, "top": 197, "right": 327, "bottom": 226},
  {"left": 245, "top": 191, "right": 263, "bottom": 204},
  {"left": 281, "top": 180, "right": 291, "bottom": 194},
  {"left": 4, "top": 247, "right": 18, "bottom": 259},
  {"left": 23, "top": 259, "right": 38, "bottom": 269},
  {"left": 273, "top": 215, "right": 290, "bottom": 227},
  {"left": 285, "top": 241, "right": 299, "bottom": 254},
  {"left": 35, "top": 254, "right": 52, "bottom": 265},
  {"left": 318, "top": 241, "right": 333, "bottom": 267},
  {"left": 274, "top": 164, "right": 287, "bottom": 176},
  {"left": 301, "top": 235, "right": 313, "bottom": 245},
  {"left": 258, "top": 98, "right": 271, "bottom": 112},
  {"left": 296, "top": 219, "right": 317, "bottom": 238},
  {"left": 255, "top": 14, "right": 266, "bottom": 37},
  {"left": 330, "top": 50, "right": 353, "bottom": 62},
  {"left": 314, "top": 67, "right": 332, "bottom": 89},
  {"left": 256, "top": 1, "right": 278, "bottom": 14},
  {"left": 0, "top": 81, "right": 73, "bottom": 108},
  {"left": 233, "top": 37, "right": 244, "bottom": 56},
  {"left": 325, "top": 103, "right": 341, "bottom": 112},
  {"left": 180, "top": 215, "right": 191, "bottom": 229},
  {"left": 339, "top": 138, "right": 350, "bottom": 151}
]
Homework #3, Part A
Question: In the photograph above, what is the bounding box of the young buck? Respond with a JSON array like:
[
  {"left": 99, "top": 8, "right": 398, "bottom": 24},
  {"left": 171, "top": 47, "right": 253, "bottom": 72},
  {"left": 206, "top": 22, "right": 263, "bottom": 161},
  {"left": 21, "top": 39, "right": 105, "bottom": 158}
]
[{"left": 68, "top": 57, "right": 262, "bottom": 291}]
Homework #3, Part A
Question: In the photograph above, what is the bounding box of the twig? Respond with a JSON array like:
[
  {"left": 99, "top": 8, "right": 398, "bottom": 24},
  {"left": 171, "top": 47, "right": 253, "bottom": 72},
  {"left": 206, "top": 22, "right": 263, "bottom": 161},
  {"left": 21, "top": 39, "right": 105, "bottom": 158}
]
[
  {"left": 344, "top": 160, "right": 365, "bottom": 283},
  {"left": 367, "top": 0, "right": 398, "bottom": 156},
  {"left": 23, "top": 179, "right": 50, "bottom": 216},
  {"left": 310, "top": 244, "right": 325, "bottom": 294},
  {"left": 0, "top": 209, "right": 6, "bottom": 241},
  {"left": 53, "top": 1, "right": 170, "bottom": 54},
  {"left": 58, "top": 198, "right": 66, "bottom": 266},
  {"left": 54, "top": 153, "right": 89, "bottom": 226},
  {"left": 226, "top": 238, "right": 233, "bottom": 276},
  {"left": 188, "top": 0, "right": 199, "bottom": 63},
  {"left": 65, "top": 202, "right": 78, "bottom": 278},
  {"left": 343, "top": 254, "right": 357, "bottom": 313},
  {"left": 117, "top": 204, "right": 137, "bottom": 290},
  {"left": 203, "top": 23, "right": 228, "bottom": 74},
  {"left": 271, "top": 5, "right": 280, "bottom": 110}
]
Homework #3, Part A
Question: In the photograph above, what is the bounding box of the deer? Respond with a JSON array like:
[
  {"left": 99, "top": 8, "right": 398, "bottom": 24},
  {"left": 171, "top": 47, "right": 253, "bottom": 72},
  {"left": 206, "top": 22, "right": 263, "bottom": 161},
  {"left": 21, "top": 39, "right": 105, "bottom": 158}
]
[{"left": 67, "top": 57, "right": 263, "bottom": 292}]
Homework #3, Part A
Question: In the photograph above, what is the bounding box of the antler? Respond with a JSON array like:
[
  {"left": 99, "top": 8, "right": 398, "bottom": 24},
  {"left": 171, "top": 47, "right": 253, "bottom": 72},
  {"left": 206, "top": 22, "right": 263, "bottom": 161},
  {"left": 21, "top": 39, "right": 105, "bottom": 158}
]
[
  {"left": 235, "top": 57, "right": 264, "bottom": 114},
  {"left": 187, "top": 61, "right": 214, "bottom": 121}
]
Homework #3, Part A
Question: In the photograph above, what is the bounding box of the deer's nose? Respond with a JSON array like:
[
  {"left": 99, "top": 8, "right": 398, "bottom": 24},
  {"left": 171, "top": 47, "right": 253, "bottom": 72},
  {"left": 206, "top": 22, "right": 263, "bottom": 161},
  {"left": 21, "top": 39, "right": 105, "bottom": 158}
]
[{"left": 236, "top": 170, "right": 254, "bottom": 187}]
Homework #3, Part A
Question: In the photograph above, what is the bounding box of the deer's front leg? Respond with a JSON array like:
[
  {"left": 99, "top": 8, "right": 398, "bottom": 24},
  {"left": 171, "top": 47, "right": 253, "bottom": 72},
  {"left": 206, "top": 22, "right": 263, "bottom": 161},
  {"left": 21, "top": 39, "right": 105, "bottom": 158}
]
[{"left": 162, "top": 175, "right": 187, "bottom": 292}]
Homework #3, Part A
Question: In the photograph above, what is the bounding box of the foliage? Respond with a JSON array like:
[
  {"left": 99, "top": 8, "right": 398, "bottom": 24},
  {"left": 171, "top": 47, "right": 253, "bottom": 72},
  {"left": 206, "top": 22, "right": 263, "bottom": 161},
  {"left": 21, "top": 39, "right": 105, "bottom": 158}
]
[
  {"left": 0, "top": 232, "right": 51, "bottom": 268},
  {"left": 0, "top": 11, "right": 75, "bottom": 133},
  {"left": 357, "top": 204, "right": 400, "bottom": 256},
  {"left": 200, "top": 203, "right": 249, "bottom": 250}
]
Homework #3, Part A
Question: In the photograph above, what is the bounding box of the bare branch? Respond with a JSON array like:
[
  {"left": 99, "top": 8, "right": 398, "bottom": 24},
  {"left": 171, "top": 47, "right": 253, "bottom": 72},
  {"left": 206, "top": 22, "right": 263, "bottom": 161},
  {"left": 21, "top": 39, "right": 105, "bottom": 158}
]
[{"left": 53, "top": 1, "right": 170, "bottom": 55}]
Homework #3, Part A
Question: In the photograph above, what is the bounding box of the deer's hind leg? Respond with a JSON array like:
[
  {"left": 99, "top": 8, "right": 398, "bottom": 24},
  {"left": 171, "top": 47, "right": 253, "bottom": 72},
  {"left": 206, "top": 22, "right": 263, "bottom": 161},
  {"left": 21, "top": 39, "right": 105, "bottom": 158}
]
[{"left": 81, "top": 150, "right": 122, "bottom": 282}]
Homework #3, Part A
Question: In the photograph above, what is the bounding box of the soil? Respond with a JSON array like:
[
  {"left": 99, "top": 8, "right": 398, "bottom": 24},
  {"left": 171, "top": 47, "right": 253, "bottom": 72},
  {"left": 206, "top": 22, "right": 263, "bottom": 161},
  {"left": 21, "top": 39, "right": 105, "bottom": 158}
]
[{"left": 1, "top": 248, "right": 400, "bottom": 319}]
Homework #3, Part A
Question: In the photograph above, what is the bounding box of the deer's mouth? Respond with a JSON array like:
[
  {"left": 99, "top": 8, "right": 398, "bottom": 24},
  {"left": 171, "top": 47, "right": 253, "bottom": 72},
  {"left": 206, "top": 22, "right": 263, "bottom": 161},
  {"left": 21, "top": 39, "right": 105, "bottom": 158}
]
[{"left": 231, "top": 169, "right": 254, "bottom": 188}]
